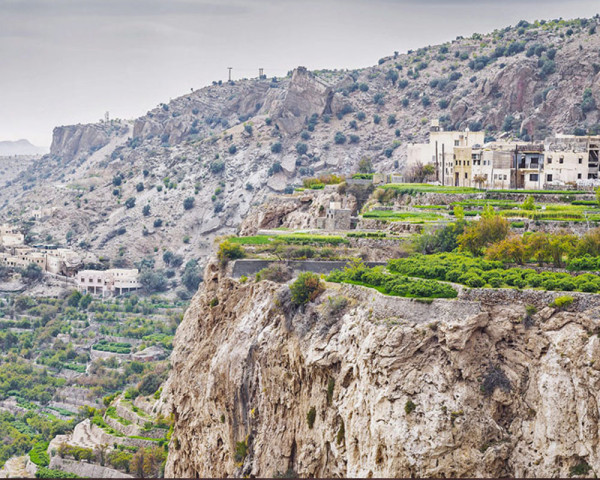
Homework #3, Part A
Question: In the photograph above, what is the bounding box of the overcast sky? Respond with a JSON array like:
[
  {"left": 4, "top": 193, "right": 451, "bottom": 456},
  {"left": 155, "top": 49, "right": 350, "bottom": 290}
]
[{"left": 1, "top": 0, "right": 599, "bottom": 147}]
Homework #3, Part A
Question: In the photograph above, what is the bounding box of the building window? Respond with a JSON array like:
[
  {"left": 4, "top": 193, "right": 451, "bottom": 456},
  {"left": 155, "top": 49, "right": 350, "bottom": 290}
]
[
  {"left": 454, "top": 140, "right": 459, "bottom": 146},
  {"left": 578, "top": 173, "right": 582, "bottom": 179},
  {"left": 547, "top": 174, "right": 553, "bottom": 181},
  {"left": 503, "top": 175, "right": 507, "bottom": 180},
  {"left": 559, "top": 157, "right": 564, "bottom": 164},
  {"left": 579, "top": 157, "right": 583, "bottom": 164},
  {"left": 530, "top": 174, "right": 539, "bottom": 181},
  {"left": 547, "top": 157, "right": 552, "bottom": 164}
]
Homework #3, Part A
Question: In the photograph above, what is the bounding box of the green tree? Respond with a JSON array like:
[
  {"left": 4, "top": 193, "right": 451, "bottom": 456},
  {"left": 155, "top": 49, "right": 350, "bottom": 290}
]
[
  {"left": 358, "top": 157, "right": 374, "bottom": 174},
  {"left": 522, "top": 196, "right": 535, "bottom": 210},
  {"left": 183, "top": 197, "right": 195, "bottom": 210},
  {"left": 217, "top": 240, "right": 246, "bottom": 265},
  {"left": 125, "top": 197, "right": 136, "bottom": 209},
  {"left": 290, "top": 272, "right": 324, "bottom": 305},
  {"left": 458, "top": 213, "right": 510, "bottom": 256}
]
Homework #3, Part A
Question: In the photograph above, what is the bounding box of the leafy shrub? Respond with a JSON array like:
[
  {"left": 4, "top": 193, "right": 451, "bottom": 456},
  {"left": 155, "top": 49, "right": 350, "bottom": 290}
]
[
  {"left": 306, "top": 407, "right": 316, "bottom": 429},
  {"left": 217, "top": 240, "right": 246, "bottom": 264},
  {"left": 271, "top": 142, "right": 282, "bottom": 153},
  {"left": 36, "top": 467, "right": 80, "bottom": 478},
  {"left": 550, "top": 295, "right": 574, "bottom": 309},
  {"left": 405, "top": 399, "right": 416, "bottom": 414},
  {"left": 125, "top": 197, "right": 136, "bottom": 209},
  {"left": 334, "top": 132, "right": 347, "bottom": 145},
  {"left": 234, "top": 441, "right": 247, "bottom": 462},
  {"left": 290, "top": 272, "right": 324, "bottom": 305},
  {"left": 256, "top": 263, "right": 292, "bottom": 283},
  {"left": 296, "top": 142, "right": 308, "bottom": 155},
  {"left": 228, "top": 145, "right": 237, "bottom": 154},
  {"left": 29, "top": 441, "right": 50, "bottom": 467},
  {"left": 183, "top": 197, "right": 195, "bottom": 210},
  {"left": 325, "top": 295, "right": 349, "bottom": 318},
  {"left": 210, "top": 160, "right": 225, "bottom": 174},
  {"left": 570, "top": 461, "right": 591, "bottom": 477}
]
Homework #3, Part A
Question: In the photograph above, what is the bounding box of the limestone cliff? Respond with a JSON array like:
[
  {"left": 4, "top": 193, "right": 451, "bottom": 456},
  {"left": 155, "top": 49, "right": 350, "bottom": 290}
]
[{"left": 165, "top": 261, "right": 600, "bottom": 477}]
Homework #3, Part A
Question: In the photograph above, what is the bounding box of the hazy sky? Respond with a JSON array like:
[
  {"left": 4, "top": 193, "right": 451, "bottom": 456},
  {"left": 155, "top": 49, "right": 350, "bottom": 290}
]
[{"left": 1, "top": 0, "right": 599, "bottom": 147}]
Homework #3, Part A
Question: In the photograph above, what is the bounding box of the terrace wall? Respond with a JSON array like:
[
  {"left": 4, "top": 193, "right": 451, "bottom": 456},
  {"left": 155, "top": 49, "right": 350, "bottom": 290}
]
[
  {"left": 48, "top": 457, "right": 131, "bottom": 478},
  {"left": 459, "top": 287, "right": 600, "bottom": 312},
  {"left": 231, "top": 260, "right": 386, "bottom": 279}
]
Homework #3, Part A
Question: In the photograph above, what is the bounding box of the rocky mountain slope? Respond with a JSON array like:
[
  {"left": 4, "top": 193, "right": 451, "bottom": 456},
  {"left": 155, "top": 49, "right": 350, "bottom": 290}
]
[
  {"left": 3, "top": 17, "right": 600, "bottom": 269},
  {"left": 165, "top": 259, "right": 600, "bottom": 477}
]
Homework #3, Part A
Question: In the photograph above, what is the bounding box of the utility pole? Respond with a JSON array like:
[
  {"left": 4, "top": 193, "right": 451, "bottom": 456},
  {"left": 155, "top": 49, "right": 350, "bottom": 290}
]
[
  {"left": 228, "top": 67, "right": 232, "bottom": 82},
  {"left": 441, "top": 143, "right": 445, "bottom": 186},
  {"left": 435, "top": 141, "right": 439, "bottom": 182},
  {"left": 259, "top": 68, "right": 264, "bottom": 78}
]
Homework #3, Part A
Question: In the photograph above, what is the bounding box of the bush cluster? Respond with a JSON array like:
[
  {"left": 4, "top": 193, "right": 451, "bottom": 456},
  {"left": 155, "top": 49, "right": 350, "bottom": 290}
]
[
  {"left": 388, "top": 253, "right": 600, "bottom": 293},
  {"left": 328, "top": 261, "right": 457, "bottom": 299}
]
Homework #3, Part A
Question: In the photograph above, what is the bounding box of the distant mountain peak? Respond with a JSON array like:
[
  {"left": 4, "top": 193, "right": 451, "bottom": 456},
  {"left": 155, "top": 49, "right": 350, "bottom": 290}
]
[{"left": 0, "top": 139, "right": 47, "bottom": 156}]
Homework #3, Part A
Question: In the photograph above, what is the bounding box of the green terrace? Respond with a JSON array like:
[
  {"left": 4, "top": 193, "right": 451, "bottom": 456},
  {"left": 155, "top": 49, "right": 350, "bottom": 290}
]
[
  {"left": 389, "top": 253, "right": 600, "bottom": 292},
  {"left": 378, "top": 183, "right": 482, "bottom": 195},
  {"left": 226, "top": 233, "right": 349, "bottom": 246},
  {"left": 361, "top": 210, "right": 444, "bottom": 222},
  {"left": 327, "top": 253, "right": 600, "bottom": 297}
]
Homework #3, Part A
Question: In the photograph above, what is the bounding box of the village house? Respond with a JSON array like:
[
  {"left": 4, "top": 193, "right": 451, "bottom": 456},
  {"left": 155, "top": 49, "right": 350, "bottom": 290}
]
[
  {"left": 544, "top": 135, "right": 600, "bottom": 186},
  {"left": 76, "top": 268, "right": 141, "bottom": 297},
  {"left": 407, "top": 121, "right": 486, "bottom": 186},
  {"left": 0, "top": 224, "right": 25, "bottom": 247},
  {"left": 317, "top": 201, "right": 353, "bottom": 230},
  {"left": 408, "top": 125, "right": 600, "bottom": 190}
]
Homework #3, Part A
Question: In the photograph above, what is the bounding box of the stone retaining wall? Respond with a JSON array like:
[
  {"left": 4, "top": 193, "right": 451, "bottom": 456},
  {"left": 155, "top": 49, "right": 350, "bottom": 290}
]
[
  {"left": 459, "top": 287, "right": 600, "bottom": 312},
  {"left": 49, "top": 457, "right": 131, "bottom": 479},
  {"left": 115, "top": 400, "right": 149, "bottom": 427},
  {"left": 105, "top": 415, "right": 165, "bottom": 439},
  {"left": 231, "top": 260, "right": 386, "bottom": 279}
]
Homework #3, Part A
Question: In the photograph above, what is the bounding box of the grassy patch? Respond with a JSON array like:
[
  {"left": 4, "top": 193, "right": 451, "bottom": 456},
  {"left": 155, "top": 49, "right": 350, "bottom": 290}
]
[{"left": 380, "top": 183, "right": 481, "bottom": 195}]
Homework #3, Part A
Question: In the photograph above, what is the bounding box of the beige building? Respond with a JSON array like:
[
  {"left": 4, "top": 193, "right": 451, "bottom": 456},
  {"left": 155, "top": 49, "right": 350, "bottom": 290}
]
[
  {"left": 407, "top": 121, "right": 485, "bottom": 186},
  {"left": 0, "top": 225, "right": 25, "bottom": 247},
  {"left": 472, "top": 148, "right": 513, "bottom": 189},
  {"left": 77, "top": 269, "right": 141, "bottom": 297},
  {"left": 544, "top": 135, "right": 600, "bottom": 187}
]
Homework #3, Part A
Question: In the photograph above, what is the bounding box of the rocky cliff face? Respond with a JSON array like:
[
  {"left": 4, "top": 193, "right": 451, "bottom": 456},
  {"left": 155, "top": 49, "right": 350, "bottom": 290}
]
[
  {"left": 50, "top": 122, "right": 127, "bottom": 161},
  {"left": 165, "top": 262, "right": 600, "bottom": 477}
]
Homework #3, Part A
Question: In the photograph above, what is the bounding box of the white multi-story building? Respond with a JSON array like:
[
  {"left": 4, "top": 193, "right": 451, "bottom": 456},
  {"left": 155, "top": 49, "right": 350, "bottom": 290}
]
[
  {"left": 76, "top": 269, "right": 141, "bottom": 297},
  {"left": 407, "top": 121, "right": 485, "bottom": 186}
]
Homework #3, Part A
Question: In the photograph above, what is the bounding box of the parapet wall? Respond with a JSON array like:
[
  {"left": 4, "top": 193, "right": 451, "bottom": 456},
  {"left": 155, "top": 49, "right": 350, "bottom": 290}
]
[{"left": 460, "top": 287, "right": 600, "bottom": 311}]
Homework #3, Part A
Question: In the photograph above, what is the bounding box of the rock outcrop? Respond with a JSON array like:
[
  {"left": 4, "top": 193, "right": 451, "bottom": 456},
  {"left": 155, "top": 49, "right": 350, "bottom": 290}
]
[
  {"left": 166, "top": 261, "right": 600, "bottom": 477},
  {"left": 50, "top": 123, "right": 125, "bottom": 161},
  {"left": 272, "top": 67, "right": 333, "bottom": 135}
]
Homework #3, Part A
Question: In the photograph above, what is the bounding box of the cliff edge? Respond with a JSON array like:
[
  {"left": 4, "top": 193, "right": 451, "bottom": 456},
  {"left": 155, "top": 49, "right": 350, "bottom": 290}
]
[{"left": 165, "top": 261, "right": 600, "bottom": 477}]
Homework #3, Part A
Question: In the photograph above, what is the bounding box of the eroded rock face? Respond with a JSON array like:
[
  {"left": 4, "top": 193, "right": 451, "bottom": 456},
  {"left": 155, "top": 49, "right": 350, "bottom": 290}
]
[
  {"left": 272, "top": 67, "right": 333, "bottom": 135},
  {"left": 239, "top": 186, "right": 357, "bottom": 235},
  {"left": 50, "top": 124, "right": 119, "bottom": 161},
  {"left": 165, "top": 263, "right": 600, "bottom": 477}
]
